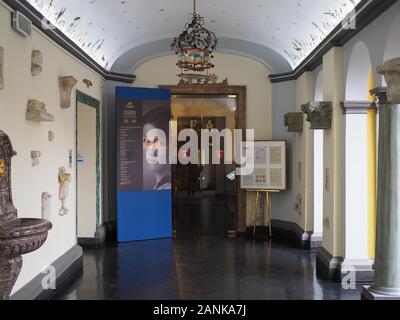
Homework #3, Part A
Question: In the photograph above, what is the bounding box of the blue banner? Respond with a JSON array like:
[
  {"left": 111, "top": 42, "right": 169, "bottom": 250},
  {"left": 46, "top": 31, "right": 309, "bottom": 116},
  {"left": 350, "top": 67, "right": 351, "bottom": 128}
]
[{"left": 116, "top": 87, "right": 172, "bottom": 242}]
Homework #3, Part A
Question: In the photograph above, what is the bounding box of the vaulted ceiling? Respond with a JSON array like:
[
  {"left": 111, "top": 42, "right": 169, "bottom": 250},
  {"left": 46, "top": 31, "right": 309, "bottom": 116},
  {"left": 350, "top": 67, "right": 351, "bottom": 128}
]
[{"left": 27, "top": 0, "right": 361, "bottom": 73}]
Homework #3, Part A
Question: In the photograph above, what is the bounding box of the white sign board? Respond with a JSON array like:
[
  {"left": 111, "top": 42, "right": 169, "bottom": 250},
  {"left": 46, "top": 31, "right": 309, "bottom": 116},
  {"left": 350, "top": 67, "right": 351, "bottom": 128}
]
[{"left": 240, "top": 141, "right": 287, "bottom": 190}]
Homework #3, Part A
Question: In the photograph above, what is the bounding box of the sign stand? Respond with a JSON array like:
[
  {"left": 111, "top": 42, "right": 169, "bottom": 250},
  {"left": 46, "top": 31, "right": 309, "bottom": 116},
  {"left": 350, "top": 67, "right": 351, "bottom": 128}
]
[{"left": 248, "top": 189, "right": 280, "bottom": 238}]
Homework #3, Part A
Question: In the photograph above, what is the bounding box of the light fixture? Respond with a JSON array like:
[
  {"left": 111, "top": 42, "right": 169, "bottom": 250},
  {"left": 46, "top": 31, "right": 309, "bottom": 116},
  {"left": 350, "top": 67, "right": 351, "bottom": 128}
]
[{"left": 171, "top": 0, "right": 217, "bottom": 79}]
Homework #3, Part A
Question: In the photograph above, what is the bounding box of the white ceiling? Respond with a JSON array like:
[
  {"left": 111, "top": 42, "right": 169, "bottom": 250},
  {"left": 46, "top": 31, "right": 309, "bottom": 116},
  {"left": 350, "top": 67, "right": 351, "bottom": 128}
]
[{"left": 27, "top": 0, "right": 361, "bottom": 71}]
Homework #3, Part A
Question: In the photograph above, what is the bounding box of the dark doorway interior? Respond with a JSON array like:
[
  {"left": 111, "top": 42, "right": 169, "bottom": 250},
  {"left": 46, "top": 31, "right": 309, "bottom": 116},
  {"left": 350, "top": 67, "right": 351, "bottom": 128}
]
[{"left": 171, "top": 96, "right": 237, "bottom": 238}]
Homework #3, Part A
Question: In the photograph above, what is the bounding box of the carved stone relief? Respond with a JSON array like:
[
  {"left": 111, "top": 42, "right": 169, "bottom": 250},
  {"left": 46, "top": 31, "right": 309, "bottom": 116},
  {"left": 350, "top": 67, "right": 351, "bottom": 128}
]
[
  {"left": 30, "top": 151, "right": 41, "bottom": 167},
  {"left": 58, "top": 167, "right": 71, "bottom": 216},
  {"left": 68, "top": 149, "right": 73, "bottom": 168},
  {"left": 0, "top": 47, "right": 4, "bottom": 90},
  {"left": 41, "top": 192, "right": 52, "bottom": 221},
  {"left": 59, "top": 76, "right": 77, "bottom": 109},
  {"left": 323, "top": 217, "right": 330, "bottom": 228},
  {"left": 301, "top": 101, "right": 333, "bottom": 130},
  {"left": 377, "top": 57, "right": 400, "bottom": 104},
  {"left": 294, "top": 194, "right": 302, "bottom": 216},
  {"left": 284, "top": 112, "right": 303, "bottom": 132},
  {"left": 26, "top": 100, "right": 55, "bottom": 122},
  {"left": 31, "top": 50, "right": 43, "bottom": 76},
  {"left": 48, "top": 131, "right": 55, "bottom": 142}
]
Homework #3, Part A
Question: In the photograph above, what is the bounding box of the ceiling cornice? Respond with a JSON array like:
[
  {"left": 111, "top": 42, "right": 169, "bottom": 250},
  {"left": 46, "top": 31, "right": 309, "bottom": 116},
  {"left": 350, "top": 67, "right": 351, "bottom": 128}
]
[
  {"left": 269, "top": 0, "right": 398, "bottom": 83},
  {"left": 2, "top": 0, "right": 136, "bottom": 83}
]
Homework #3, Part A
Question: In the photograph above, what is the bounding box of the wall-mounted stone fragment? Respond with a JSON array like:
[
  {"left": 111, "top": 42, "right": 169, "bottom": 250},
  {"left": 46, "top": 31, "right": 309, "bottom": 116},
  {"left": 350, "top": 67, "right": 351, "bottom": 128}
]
[
  {"left": 31, "top": 150, "right": 41, "bottom": 167},
  {"left": 284, "top": 112, "right": 303, "bottom": 132},
  {"left": 41, "top": 192, "right": 52, "bottom": 221},
  {"left": 58, "top": 167, "right": 71, "bottom": 216},
  {"left": 31, "top": 50, "right": 43, "bottom": 76},
  {"left": 48, "top": 131, "right": 55, "bottom": 142},
  {"left": 59, "top": 76, "right": 77, "bottom": 109},
  {"left": 26, "top": 99, "right": 55, "bottom": 122}
]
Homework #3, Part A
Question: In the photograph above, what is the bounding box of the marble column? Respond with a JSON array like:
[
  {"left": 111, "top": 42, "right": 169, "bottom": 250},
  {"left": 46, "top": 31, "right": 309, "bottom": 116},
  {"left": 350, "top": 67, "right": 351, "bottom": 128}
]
[{"left": 363, "top": 58, "right": 400, "bottom": 300}]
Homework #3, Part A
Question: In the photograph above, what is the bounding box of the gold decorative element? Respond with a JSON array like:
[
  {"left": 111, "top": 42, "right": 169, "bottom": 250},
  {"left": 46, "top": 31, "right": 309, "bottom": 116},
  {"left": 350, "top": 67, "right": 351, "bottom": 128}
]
[
  {"left": 83, "top": 79, "right": 93, "bottom": 88},
  {"left": 0, "top": 159, "right": 5, "bottom": 178}
]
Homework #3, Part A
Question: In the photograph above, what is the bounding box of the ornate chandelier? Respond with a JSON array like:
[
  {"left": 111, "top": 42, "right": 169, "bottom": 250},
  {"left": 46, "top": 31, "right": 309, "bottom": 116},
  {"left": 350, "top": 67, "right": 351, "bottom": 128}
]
[{"left": 171, "top": 0, "right": 218, "bottom": 77}]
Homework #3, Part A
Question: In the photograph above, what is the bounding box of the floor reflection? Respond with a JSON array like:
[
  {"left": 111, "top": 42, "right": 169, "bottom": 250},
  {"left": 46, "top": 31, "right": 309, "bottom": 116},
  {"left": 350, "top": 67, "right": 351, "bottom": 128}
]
[
  {"left": 54, "top": 195, "right": 363, "bottom": 300},
  {"left": 54, "top": 236, "right": 363, "bottom": 300}
]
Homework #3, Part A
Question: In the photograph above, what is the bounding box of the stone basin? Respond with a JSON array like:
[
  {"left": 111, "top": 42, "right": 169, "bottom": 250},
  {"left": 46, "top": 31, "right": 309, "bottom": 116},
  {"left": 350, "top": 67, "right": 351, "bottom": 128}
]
[{"left": 0, "top": 218, "right": 52, "bottom": 259}]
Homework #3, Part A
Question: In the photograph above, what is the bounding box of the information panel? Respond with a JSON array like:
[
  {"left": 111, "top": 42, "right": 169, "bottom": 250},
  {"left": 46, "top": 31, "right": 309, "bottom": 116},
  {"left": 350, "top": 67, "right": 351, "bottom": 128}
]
[
  {"left": 240, "top": 141, "right": 287, "bottom": 191},
  {"left": 116, "top": 87, "right": 172, "bottom": 242}
]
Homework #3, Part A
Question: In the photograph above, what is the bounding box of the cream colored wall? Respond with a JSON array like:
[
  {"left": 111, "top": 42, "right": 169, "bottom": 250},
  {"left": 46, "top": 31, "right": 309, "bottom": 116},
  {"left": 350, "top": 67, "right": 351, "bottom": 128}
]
[
  {"left": 294, "top": 72, "right": 314, "bottom": 232},
  {"left": 77, "top": 102, "right": 97, "bottom": 238},
  {"left": 134, "top": 53, "right": 272, "bottom": 140},
  {"left": 134, "top": 53, "right": 272, "bottom": 226},
  {"left": 322, "top": 47, "right": 344, "bottom": 257},
  {"left": 0, "top": 2, "right": 103, "bottom": 293}
]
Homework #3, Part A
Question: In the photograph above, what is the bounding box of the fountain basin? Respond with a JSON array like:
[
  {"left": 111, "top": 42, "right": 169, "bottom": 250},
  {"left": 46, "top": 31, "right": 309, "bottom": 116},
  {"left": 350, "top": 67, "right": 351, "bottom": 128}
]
[{"left": 0, "top": 218, "right": 52, "bottom": 259}]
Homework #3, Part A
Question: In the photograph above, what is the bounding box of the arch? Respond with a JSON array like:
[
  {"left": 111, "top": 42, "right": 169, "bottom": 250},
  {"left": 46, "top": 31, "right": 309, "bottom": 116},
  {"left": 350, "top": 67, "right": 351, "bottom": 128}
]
[
  {"left": 110, "top": 37, "right": 292, "bottom": 74},
  {"left": 345, "top": 42, "right": 372, "bottom": 101},
  {"left": 383, "top": 10, "right": 400, "bottom": 62},
  {"left": 314, "top": 69, "right": 324, "bottom": 101}
]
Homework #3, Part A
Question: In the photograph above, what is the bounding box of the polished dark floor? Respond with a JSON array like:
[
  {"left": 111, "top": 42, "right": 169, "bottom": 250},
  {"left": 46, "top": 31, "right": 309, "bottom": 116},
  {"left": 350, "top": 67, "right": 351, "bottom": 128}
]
[
  {"left": 54, "top": 194, "right": 363, "bottom": 300},
  {"left": 172, "top": 191, "right": 235, "bottom": 238}
]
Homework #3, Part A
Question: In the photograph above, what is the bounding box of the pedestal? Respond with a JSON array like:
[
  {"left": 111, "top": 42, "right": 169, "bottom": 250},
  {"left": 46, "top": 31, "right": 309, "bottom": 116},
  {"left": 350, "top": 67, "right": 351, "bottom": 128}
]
[
  {"left": 363, "top": 103, "right": 400, "bottom": 300},
  {"left": 0, "top": 257, "right": 22, "bottom": 300}
]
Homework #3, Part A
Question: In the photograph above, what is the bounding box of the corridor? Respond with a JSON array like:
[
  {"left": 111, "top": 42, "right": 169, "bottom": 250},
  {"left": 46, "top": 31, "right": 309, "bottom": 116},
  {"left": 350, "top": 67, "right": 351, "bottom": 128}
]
[{"left": 54, "top": 236, "right": 363, "bottom": 300}]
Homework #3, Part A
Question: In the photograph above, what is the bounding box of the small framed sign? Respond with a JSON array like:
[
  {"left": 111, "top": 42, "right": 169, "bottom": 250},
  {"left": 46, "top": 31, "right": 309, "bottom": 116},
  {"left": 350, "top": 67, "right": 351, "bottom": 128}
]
[{"left": 240, "top": 141, "right": 287, "bottom": 191}]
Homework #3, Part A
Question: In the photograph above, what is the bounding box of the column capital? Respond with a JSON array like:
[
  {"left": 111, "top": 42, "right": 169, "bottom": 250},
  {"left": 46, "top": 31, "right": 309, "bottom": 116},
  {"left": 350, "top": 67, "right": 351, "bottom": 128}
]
[
  {"left": 370, "top": 87, "right": 387, "bottom": 105},
  {"left": 301, "top": 101, "right": 333, "bottom": 130}
]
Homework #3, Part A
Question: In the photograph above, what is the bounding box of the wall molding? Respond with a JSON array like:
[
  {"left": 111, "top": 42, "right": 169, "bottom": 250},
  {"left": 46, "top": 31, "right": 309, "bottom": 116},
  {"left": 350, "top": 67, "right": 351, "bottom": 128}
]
[
  {"left": 2, "top": 0, "right": 135, "bottom": 84},
  {"left": 10, "top": 245, "right": 83, "bottom": 300},
  {"left": 341, "top": 101, "right": 377, "bottom": 114},
  {"left": 269, "top": 0, "right": 398, "bottom": 83}
]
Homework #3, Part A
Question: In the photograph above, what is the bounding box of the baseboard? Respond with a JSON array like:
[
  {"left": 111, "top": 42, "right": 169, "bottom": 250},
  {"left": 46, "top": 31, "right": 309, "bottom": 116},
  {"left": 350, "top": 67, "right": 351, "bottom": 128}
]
[
  {"left": 341, "top": 259, "right": 375, "bottom": 283},
  {"left": 10, "top": 245, "right": 83, "bottom": 300},
  {"left": 78, "top": 224, "right": 106, "bottom": 248},
  {"left": 270, "top": 220, "right": 321, "bottom": 250},
  {"left": 310, "top": 233, "right": 323, "bottom": 250},
  {"left": 316, "top": 246, "right": 343, "bottom": 282},
  {"left": 104, "top": 221, "right": 117, "bottom": 242}
]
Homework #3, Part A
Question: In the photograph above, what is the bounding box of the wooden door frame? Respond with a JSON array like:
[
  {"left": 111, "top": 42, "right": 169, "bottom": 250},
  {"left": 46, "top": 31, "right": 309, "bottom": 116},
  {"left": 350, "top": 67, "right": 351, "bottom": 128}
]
[{"left": 160, "top": 84, "right": 247, "bottom": 233}]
